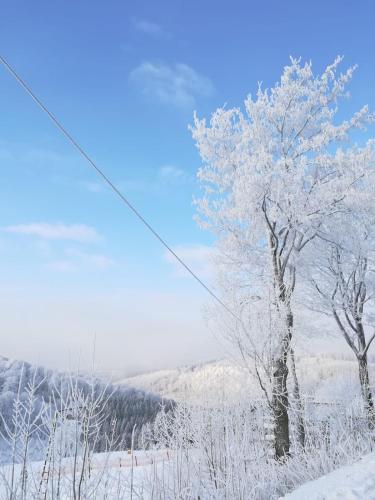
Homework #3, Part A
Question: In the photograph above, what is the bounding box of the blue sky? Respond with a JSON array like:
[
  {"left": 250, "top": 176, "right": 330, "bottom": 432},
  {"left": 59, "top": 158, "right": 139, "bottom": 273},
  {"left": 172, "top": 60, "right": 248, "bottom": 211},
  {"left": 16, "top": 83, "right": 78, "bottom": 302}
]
[{"left": 0, "top": 0, "right": 375, "bottom": 373}]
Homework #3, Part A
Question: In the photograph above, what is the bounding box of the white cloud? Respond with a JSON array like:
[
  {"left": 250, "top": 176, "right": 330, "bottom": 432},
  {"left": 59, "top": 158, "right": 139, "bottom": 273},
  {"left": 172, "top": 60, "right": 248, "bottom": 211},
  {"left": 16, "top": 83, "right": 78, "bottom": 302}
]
[
  {"left": 165, "top": 243, "right": 216, "bottom": 279},
  {"left": 129, "top": 62, "right": 215, "bottom": 108},
  {"left": 132, "top": 18, "right": 169, "bottom": 38},
  {"left": 88, "top": 254, "right": 114, "bottom": 269},
  {"left": 2, "top": 223, "right": 99, "bottom": 243},
  {"left": 118, "top": 165, "right": 189, "bottom": 195},
  {"left": 158, "top": 165, "right": 189, "bottom": 184}
]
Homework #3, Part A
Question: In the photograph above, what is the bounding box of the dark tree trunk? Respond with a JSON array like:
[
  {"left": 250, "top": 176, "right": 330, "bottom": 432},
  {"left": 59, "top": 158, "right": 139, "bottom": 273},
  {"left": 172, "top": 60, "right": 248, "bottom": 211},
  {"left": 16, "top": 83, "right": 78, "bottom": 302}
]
[
  {"left": 272, "top": 351, "right": 290, "bottom": 459},
  {"left": 356, "top": 320, "right": 375, "bottom": 427},
  {"left": 267, "top": 225, "right": 297, "bottom": 459},
  {"left": 358, "top": 354, "right": 375, "bottom": 427},
  {"left": 290, "top": 347, "right": 306, "bottom": 450},
  {"left": 272, "top": 308, "right": 292, "bottom": 459}
]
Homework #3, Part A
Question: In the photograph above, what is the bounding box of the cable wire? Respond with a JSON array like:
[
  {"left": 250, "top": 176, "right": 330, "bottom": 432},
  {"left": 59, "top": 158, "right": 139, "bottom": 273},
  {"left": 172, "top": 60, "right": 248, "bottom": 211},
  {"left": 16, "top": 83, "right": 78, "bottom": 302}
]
[{"left": 0, "top": 54, "right": 239, "bottom": 322}]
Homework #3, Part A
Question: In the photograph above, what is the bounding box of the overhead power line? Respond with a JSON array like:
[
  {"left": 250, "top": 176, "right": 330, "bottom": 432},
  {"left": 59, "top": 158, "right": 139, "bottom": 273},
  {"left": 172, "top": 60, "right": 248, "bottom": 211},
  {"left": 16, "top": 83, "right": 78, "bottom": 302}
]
[{"left": 0, "top": 54, "right": 239, "bottom": 322}]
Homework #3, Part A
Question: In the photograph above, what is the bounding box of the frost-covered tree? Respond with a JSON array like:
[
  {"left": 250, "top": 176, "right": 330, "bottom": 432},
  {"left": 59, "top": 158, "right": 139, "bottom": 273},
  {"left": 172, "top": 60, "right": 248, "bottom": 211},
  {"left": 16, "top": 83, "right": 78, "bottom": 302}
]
[
  {"left": 308, "top": 196, "right": 375, "bottom": 424},
  {"left": 191, "top": 57, "right": 373, "bottom": 458}
]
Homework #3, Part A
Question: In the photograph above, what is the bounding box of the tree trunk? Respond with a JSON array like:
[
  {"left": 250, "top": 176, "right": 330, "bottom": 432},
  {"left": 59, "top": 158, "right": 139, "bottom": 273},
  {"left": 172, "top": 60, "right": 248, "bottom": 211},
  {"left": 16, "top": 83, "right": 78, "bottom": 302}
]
[
  {"left": 272, "top": 308, "right": 292, "bottom": 459},
  {"left": 268, "top": 227, "right": 296, "bottom": 459},
  {"left": 272, "top": 350, "right": 290, "bottom": 459},
  {"left": 289, "top": 347, "right": 305, "bottom": 450},
  {"left": 358, "top": 354, "right": 375, "bottom": 427},
  {"left": 271, "top": 290, "right": 294, "bottom": 459}
]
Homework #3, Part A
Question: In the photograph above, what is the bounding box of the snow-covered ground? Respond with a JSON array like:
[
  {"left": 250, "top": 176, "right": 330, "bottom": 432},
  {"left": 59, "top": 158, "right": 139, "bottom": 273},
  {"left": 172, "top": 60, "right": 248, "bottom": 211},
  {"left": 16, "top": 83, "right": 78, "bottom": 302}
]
[
  {"left": 281, "top": 452, "right": 375, "bottom": 499},
  {"left": 6, "top": 448, "right": 375, "bottom": 499},
  {"left": 0, "top": 449, "right": 172, "bottom": 499}
]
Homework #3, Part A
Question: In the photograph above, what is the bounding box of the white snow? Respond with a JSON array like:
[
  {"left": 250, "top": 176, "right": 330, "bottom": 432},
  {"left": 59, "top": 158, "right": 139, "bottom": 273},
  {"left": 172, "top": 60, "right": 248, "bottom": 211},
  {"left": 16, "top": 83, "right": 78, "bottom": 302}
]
[
  {"left": 116, "top": 356, "right": 375, "bottom": 406},
  {"left": 0, "top": 450, "right": 172, "bottom": 499},
  {"left": 116, "top": 358, "right": 256, "bottom": 404},
  {"left": 281, "top": 452, "right": 375, "bottom": 499}
]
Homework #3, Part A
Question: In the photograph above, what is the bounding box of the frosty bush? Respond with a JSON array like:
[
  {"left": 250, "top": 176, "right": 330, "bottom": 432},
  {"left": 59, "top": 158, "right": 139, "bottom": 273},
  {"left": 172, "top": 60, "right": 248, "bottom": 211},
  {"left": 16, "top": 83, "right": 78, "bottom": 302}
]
[{"left": 141, "top": 396, "right": 375, "bottom": 499}]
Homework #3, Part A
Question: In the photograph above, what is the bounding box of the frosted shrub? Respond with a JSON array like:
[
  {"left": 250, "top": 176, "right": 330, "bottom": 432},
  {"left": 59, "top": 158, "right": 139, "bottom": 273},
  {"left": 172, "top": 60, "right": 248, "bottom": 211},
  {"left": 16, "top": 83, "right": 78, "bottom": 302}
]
[
  {"left": 0, "top": 370, "right": 123, "bottom": 499},
  {"left": 142, "top": 397, "right": 375, "bottom": 499}
]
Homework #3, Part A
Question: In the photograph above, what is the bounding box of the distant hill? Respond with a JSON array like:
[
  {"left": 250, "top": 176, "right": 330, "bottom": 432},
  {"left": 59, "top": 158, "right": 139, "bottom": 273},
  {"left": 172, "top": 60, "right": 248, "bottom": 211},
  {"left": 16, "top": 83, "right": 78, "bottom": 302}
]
[
  {"left": 116, "top": 355, "right": 375, "bottom": 406},
  {"left": 116, "top": 358, "right": 254, "bottom": 404},
  {"left": 0, "top": 355, "right": 171, "bottom": 462}
]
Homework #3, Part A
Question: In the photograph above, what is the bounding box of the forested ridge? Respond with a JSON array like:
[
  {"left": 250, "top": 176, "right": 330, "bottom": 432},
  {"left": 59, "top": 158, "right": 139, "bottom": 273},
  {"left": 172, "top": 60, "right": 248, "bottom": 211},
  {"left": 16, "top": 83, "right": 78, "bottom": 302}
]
[{"left": 0, "top": 355, "right": 172, "bottom": 461}]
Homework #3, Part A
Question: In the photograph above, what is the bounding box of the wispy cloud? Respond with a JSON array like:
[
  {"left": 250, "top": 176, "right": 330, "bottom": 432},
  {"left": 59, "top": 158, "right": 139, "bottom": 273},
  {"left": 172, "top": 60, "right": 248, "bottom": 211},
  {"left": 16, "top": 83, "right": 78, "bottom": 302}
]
[
  {"left": 129, "top": 62, "right": 215, "bottom": 108},
  {"left": 164, "top": 243, "right": 215, "bottom": 279},
  {"left": 0, "top": 144, "right": 85, "bottom": 188},
  {"left": 2, "top": 223, "right": 99, "bottom": 243},
  {"left": 158, "top": 165, "right": 190, "bottom": 184},
  {"left": 47, "top": 248, "right": 115, "bottom": 273},
  {"left": 117, "top": 164, "right": 190, "bottom": 195},
  {"left": 88, "top": 254, "right": 114, "bottom": 269},
  {"left": 132, "top": 18, "right": 170, "bottom": 39}
]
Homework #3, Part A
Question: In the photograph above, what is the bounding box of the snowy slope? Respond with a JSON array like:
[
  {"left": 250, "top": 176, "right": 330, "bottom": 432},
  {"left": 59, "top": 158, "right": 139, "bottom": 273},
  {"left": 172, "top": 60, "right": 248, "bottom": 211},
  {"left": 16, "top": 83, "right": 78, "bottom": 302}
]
[
  {"left": 116, "top": 355, "right": 375, "bottom": 404},
  {"left": 116, "top": 359, "right": 258, "bottom": 404},
  {"left": 280, "top": 452, "right": 375, "bottom": 499}
]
